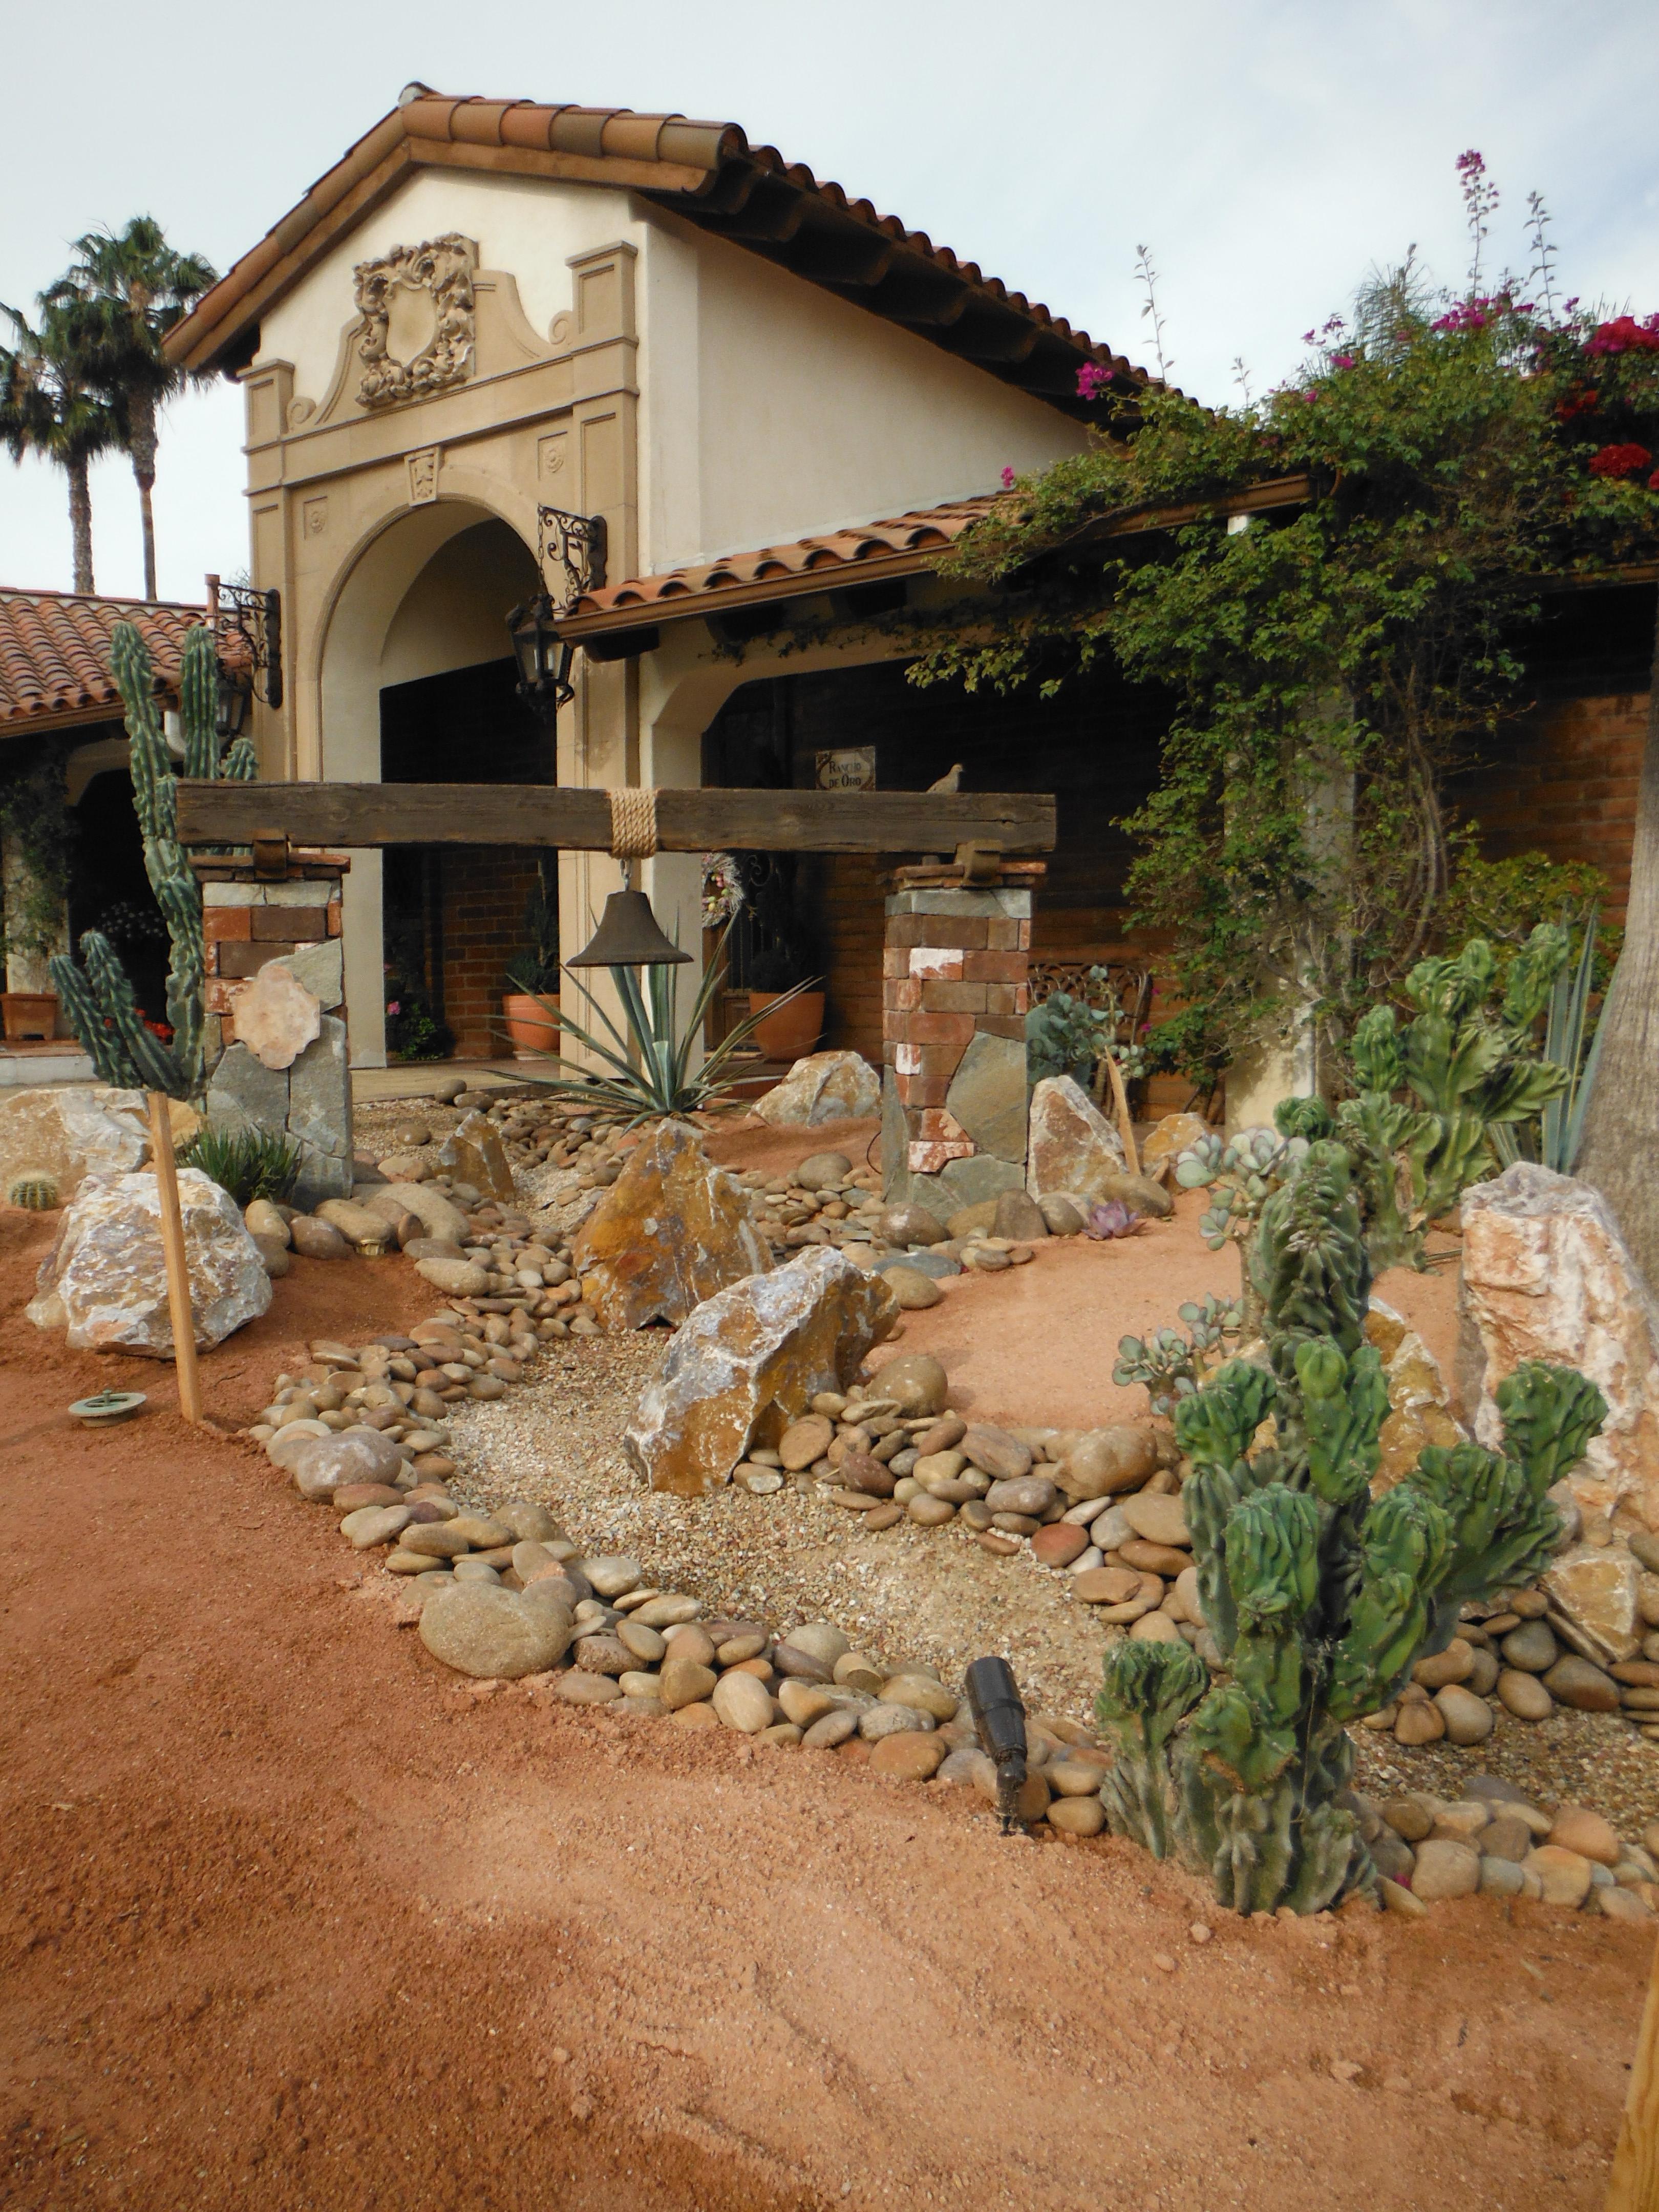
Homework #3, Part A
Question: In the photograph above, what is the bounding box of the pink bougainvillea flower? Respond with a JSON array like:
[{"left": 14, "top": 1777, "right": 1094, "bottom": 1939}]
[
  {"left": 386, "top": 1000, "right": 401, "bottom": 1016},
  {"left": 1001, "top": 465, "right": 1016, "bottom": 489},
  {"left": 1330, "top": 352, "right": 1356, "bottom": 370},
  {"left": 1075, "top": 361, "right": 1114, "bottom": 400},
  {"left": 1586, "top": 314, "right": 1659, "bottom": 357},
  {"left": 1588, "top": 442, "right": 1653, "bottom": 479},
  {"left": 1648, "top": 469, "right": 1659, "bottom": 492}
]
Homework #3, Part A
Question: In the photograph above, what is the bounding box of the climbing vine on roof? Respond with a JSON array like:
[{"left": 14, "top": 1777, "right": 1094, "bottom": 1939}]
[{"left": 913, "top": 155, "right": 1659, "bottom": 1079}]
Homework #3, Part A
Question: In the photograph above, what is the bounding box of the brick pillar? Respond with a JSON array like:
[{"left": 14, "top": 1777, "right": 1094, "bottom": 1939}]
[{"left": 880, "top": 860, "right": 1041, "bottom": 1216}]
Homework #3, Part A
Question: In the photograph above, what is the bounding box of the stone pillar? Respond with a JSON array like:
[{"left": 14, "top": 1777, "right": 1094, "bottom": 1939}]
[
  {"left": 195, "top": 848, "right": 353, "bottom": 1210},
  {"left": 880, "top": 859, "right": 1041, "bottom": 1217}
]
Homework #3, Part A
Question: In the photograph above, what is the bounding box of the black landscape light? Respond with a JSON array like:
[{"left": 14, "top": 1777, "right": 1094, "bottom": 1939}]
[{"left": 965, "top": 1655, "right": 1030, "bottom": 1834}]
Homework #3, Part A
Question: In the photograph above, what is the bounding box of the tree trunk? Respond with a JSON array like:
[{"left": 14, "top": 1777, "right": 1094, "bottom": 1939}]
[
  {"left": 1576, "top": 603, "right": 1659, "bottom": 1291},
  {"left": 66, "top": 452, "right": 94, "bottom": 594},
  {"left": 130, "top": 391, "right": 159, "bottom": 600}
]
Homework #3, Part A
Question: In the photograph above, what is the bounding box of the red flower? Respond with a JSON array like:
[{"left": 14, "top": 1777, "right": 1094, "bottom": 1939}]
[
  {"left": 1649, "top": 469, "right": 1659, "bottom": 492},
  {"left": 1586, "top": 314, "right": 1659, "bottom": 357},
  {"left": 1589, "top": 442, "right": 1653, "bottom": 479}
]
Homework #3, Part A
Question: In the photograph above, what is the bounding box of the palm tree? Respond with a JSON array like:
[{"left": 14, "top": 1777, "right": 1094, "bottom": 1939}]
[
  {"left": 0, "top": 300, "right": 119, "bottom": 593},
  {"left": 45, "top": 217, "right": 217, "bottom": 600}
]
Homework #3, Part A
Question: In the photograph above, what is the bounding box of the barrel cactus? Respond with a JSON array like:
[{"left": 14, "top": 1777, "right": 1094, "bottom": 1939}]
[
  {"left": 48, "top": 621, "right": 255, "bottom": 1100},
  {"left": 7, "top": 1173, "right": 59, "bottom": 1210},
  {"left": 1094, "top": 1137, "right": 1606, "bottom": 1915}
]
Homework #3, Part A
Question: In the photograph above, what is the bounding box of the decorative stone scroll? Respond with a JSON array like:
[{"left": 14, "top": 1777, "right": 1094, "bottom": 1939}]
[{"left": 354, "top": 235, "right": 476, "bottom": 408}]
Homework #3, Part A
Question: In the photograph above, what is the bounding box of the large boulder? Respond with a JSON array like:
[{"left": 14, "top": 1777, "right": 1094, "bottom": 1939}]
[
  {"left": 625, "top": 1246, "right": 900, "bottom": 1495},
  {"left": 755, "top": 1051, "right": 880, "bottom": 1128},
  {"left": 1460, "top": 1165, "right": 1659, "bottom": 1540},
  {"left": 1365, "top": 1298, "right": 1465, "bottom": 1490},
  {"left": 418, "top": 1583, "right": 576, "bottom": 1678},
  {"left": 26, "top": 1167, "right": 271, "bottom": 1354},
  {"left": 944, "top": 1033, "right": 1028, "bottom": 1164},
  {"left": 0, "top": 1086, "right": 197, "bottom": 1205},
  {"left": 1025, "top": 1076, "right": 1126, "bottom": 1203},
  {"left": 573, "top": 1119, "right": 771, "bottom": 1329},
  {"left": 437, "top": 1109, "right": 516, "bottom": 1202}
]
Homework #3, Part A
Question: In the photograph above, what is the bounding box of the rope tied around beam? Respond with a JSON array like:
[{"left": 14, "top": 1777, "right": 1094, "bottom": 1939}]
[{"left": 607, "top": 785, "right": 660, "bottom": 860}]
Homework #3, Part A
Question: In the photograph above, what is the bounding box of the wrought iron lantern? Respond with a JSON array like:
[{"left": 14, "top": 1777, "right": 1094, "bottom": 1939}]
[
  {"left": 215, "top": 673, "right": 251, "bottom": 742},
  {"left": 507, "top": 593, "right": 577, "bottom": 717},
  {"left": 506, "top": 505, "right": 607, "bottom": 721}
]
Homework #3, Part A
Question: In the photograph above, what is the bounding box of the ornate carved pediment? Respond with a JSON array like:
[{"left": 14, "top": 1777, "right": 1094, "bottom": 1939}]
[{"left": 353, "top": 235, "right": 476, "bottom": 408}]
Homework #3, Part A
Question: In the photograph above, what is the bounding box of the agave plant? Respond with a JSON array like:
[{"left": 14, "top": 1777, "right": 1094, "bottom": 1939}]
[
  {"left": 511, "top": 917, "right": 819, "bottom": 1122},
  {"left": 1490, "top": 911, "right": 1613, "bottom": 1176}
]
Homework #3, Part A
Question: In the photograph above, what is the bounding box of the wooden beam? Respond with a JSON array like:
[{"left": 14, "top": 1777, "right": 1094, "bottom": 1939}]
[{"left": 174, "top": 781, "right": 1056, "bottom": 855}]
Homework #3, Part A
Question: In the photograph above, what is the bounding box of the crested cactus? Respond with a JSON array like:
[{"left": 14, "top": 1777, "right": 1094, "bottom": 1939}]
[
  {"left": 1095, "top": 1136, "right": 1607, "bottom": 1915},
  {"left": 48, "top": 622, "right": 254, "bottom": 1101},
  {"left": 7, "top": 1173, "right": 59, "bottom": 1210},
  {"left": 1337, "top": 929, "right": 1570, "bottom": 1269}
]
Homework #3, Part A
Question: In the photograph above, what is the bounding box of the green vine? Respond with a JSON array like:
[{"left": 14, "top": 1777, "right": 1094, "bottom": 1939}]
[
  {"left": 910, "top": 167, "right": 1659, "bottom": 1072},
  {"left": 0, "top": 739, "right": 77, "bottom": 964}
]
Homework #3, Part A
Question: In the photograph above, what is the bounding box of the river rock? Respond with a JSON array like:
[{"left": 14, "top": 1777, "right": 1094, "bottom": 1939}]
[
  {"left": 1542, "top": 1654, "right": 1621, "bottom": 1712},
  {"left": 755, "top": 1051, "right": 880, "bottom": 1126},
  {"left": 871, "top": 1354, "right": 949, "bottom": 1416},
  {"left": 1049, "top": 1795, "right": 1108, "bottom": 1837},
  {"left": 573, "top": 1118, "right": 771, "bottom": 1330},
  {"left": 1435, "top": 1685, "right": 1497, "bottom": 1745},
  {"left": 280, "top": 1428, "right": 406, "bottom": 1497},
  {"left": 795, "top": 1152, "right": 852, "bottom": 1191},
  {"left": 1501, "top": 1619, "right": 1559, "bottom": 1672},
  {"left": 379, "top": 1182, "right": 471, "bottom": 1245},
  {"left": 712, "top": 1671, "right": 775, "bottom": 1733},
  {"left": 416, "top": 1257, "right": 491, "bottom": 1296},
  {"left": 869, "top": 1733, "right": 948, "bottom": 1782},
  {"left": 244, "top": 1197, "right": 291, "bottom": 1247},
  {"left": 1032, "top": 1524, "right": 1089, "bottom": 1568},
  {"left": 961, "top": 1426, "right": 1032, "bottom": 1481},
  {"left": 624, "top": 1247, "right": 899, "bottom": 1496},
  {"left": 437, "top": 1110, "right": 516, "bottom": 1202},
  {"left": 1054, "top": 1426, "right": 1158, "bottom": 1501},
  {"left": 1525, "top": 1844, "right": 1595, "bottom": 1908},
  {"left": 1089, "top": 1172, "right": 1175, "bottom": 1222},
  {"left": 1119, "top": 1492, "right": 1189, "bottom": 1548},
  {"left": 878, "top": 1202, "right": 947, "bottom": 1247},
  {"left": 0, "top": 1084, "right": 166, "bottom": 1202},
  {"left": 418, "top": 1585, "right": 574, "bottom": 1678},
  {"left": 985, "top": 1475, "right": 1058, "bottom": 1518},
  {"left": 27, "top": 1167, "right": 271, "bottom": 1353},
  {"left": 1496, "top": 1668, "right": 1554, "bottom": 1720},
  {"left": 1036, "top": 1195, "right": 1087, "bottom": 1236},
  {"left": 1025, "top": 1076, "right": 1126, "bottom": 1201},
  {"left": 884, "top": 1266, "right": 942, "bottom": 1310},
  {"left": 660, "top": 1658, "right": 718, "bottom": 1710},
  {"left": 879, "top": 1674, "right": 958, "bottom": 1721},
  {"left": 779, "top": 1414, "right": 834, "bottom": 1470},
  {"left": 316, "top": 1198, "right": 396, "bottom": 1250},
  {"left": 860, "top": 1702, "right": 930, "bottom": 1741},
  {"left": 1412, "top": 1839, "right": 1481, "bottom": 1901},
  {"left": 1461, "top": 1164, "right": 1659, "bottom": 1550},
  {"left": 290, "top": 1215, "right": 350, "bottom": 1260},
  {"left": 1548, "top": 1806, "right": 1621, "bottom": 1866}
]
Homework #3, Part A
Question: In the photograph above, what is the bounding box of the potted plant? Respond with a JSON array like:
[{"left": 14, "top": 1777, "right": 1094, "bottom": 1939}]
[
  {"left": 502, "top": 862, "right": 560, "bottom": 1057},
  {"left": 747, "top": 943, "right": 824, "bottom": 1061}
]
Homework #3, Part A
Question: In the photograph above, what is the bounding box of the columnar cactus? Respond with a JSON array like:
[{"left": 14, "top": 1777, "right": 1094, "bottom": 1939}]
[
  {"left": 1095, "top": 1137, "right": 1606, "bottom": 1915},
  {"left": 1337, "top": 930, "right": 1569, "bottom": 1268},
  {"left": 49, "top": 622, "right": 255, "bottom": 1100}
]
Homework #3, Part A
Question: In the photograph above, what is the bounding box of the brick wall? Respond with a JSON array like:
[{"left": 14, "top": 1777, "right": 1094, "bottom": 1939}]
[
  {"left": 1456, "top": 687, "right": 1646, "bottom": 924},
  {"left": 805, "top": 851, "right": 887, "bottom": 1063},
  {"left": 439, "top": 846, "right": 544, "bottom": 1059}
]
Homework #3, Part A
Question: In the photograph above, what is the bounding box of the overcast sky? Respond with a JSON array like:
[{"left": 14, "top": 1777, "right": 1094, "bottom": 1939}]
[{"left": 3, "top": 0, "right": 1656, "bottom": 603}]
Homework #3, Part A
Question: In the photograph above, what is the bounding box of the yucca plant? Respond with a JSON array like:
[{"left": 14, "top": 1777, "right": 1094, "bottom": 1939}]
[
  {"left": 1491, "top": 911, "right": 1613, "bottom": 1175},
  {"left": 509, "top": 917, "right": 819, "bottom": 1123},
  {"left": 178, "top": 1122, "right": 301, "bottom": 1206}
]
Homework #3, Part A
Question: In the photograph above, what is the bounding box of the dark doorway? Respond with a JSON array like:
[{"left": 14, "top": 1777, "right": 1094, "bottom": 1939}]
[{"left": 69, "top": 763, "right": 169, "bottom": 1027}]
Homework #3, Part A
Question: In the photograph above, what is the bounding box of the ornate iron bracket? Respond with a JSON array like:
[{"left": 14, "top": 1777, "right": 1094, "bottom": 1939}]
[
  {"left": 537, "top": 505, "right": 607, "bottom": 614},
  {"left": 207, "top": 577, "right": 284, "bottom": 711}
]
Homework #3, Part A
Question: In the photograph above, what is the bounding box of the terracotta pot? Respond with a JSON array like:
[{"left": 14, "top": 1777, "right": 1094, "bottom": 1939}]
[
  {"left": 1, "top": 990, "right": 57, "bottom": 1044},
  {"left": 748, "top": 989, "right": 824, "bottom": 1062},
  {"left": 502, "top": 992, "right": 560, "bottom": 1057}
]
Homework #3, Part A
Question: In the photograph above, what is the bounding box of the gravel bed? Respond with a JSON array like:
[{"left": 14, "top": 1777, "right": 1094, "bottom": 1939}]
[
  {"left": 1354, "top": 1706, "right": 1659, "bottom": 1832},
  {"left": 441, "top": 1335, "right": 1121, "bottom": 1727}
]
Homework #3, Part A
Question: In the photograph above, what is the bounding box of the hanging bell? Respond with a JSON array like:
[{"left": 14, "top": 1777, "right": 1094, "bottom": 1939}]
[{"left": 564, "top": 887, "right": 691, "bottom": 969}]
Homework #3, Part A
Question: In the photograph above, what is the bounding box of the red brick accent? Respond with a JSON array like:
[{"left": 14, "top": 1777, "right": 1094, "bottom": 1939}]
[
  {"left": 205, "top": 977, "right": 237, "bottom": 1015},
  {"left": 204, "top": 906, "right": 251, "bottom": 943},
  {"left": 962, "top": 949, "right": 1027, "bottom": 983},
  {"left": 884, "top": 913, "right": 991, "bottom": 951},
  {"left": 1456, "top": 688, "right": 1646, "bottom": 925},
  {"left": 327, "top": 899, "right": 343, "bottom": 938},
  {"left": 218, "top": 941, "right": 286, "bottom": 979},
  {"left": 920, "top": 980, "right": 989, "bottom": 1014}
]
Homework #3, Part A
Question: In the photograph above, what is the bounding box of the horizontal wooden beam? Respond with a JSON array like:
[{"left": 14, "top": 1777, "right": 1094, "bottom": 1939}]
[{"left": 174, "top": 781, "right": 1056, "bottom": 854}]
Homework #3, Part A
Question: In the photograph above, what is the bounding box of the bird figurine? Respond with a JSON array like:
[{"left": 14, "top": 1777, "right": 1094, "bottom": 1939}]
[{"left": 927, "top": 762, "right": 964, "bottom": 793}]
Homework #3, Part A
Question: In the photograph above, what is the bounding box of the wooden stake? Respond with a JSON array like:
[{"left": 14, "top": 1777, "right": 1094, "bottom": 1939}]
[
  {"left": 147, "top": 1091, "right": 202, "bottom": 1424},
  {"left": 1103, "top": 1053, "right": 1141, "bottom": 1178},
  {"left": 1607, "top": 1930, "right": 1659, "bottom": 2212}
]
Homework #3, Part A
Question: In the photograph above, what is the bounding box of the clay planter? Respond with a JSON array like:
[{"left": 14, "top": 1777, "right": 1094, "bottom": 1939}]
[
  {"left": 748, "top": 990, "right": 824, "bottom": 1062},
  {"left": 502, "top": 992, "right": 560, "bottom": 1058},
  {"left": 1, "top": 990, "right": 57, "bottom": 1043}
]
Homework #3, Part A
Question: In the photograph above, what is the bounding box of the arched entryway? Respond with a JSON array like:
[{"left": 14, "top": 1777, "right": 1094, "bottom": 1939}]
[{"left": 315, "top": 502, "right": 540, "bottom": 1064}]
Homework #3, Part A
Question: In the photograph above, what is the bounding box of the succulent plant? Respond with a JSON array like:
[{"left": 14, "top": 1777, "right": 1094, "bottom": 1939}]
[
  {"left": 49, "top": 622, "right": 254, "bottom": 1101},
  {"left": 1095, "top": 1135, "right": 1606, "bottom": 1915},
  {"left": 1336, "top": 929, "right": 1570, "bottom": 1269},
  {"left": 7, "top": 1172, "right": 59, "bottom": 1210},
  {"left": 1174, "top": 1102, "right": 1328, "bottom": 1330},
  {"left": 1082, "top": 1198, "right": 1145, "bottom": 1240},
  {"left": 1113, "top": 1293, "right": 1242, "bottom": 1419}
]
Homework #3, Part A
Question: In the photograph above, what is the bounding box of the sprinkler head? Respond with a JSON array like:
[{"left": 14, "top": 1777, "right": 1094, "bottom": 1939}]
[{"left": 965, "top": 1655, "right": 1029, "bottom": 1834}]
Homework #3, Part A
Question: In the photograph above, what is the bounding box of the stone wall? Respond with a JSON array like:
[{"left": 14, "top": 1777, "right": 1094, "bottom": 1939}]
[
  {"left": 880, "top": 862, "right": 1037, "bottom": 1217},
  {"left": 199, "top": 853, "right": 352, "bottom": 1210}
]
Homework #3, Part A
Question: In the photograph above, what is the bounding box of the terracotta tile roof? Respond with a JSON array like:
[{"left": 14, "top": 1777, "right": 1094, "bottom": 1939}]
[
  {"left": 0, "top": 588, "right": 215, "bottom": 733},
  {"left": 165, "top": 91, "right": 1156, "bottom": 415},
  {"left": 561, "top": 496, "right": 997, "bottom": 635}
]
